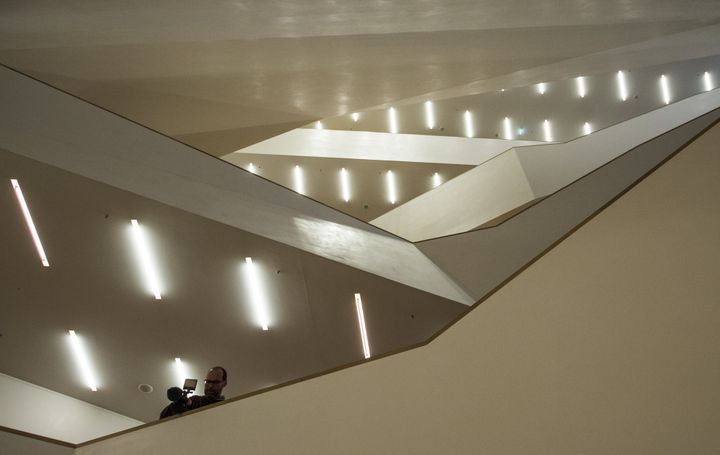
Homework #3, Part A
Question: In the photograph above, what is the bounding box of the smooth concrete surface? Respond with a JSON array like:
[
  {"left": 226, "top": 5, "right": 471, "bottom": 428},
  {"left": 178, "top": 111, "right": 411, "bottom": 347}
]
[
  {"left": 0, "top": 373, "right": 141, "bottom": 444},
  {"left": 75, "top": 111, "right": 720, "bottom": 455}
]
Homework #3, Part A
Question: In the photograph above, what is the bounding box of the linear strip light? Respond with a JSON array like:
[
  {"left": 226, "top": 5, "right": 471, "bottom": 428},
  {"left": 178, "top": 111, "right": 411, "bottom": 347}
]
[
  {"left": 174, "top": 357, "right": 188, "bottom": 387},
  {"left": 424, "top": 101, "right": 435, "bottom": 129},
  {"left": 703, "top": 72, "right": 714, "bottom": 92},
  {"left": 10, "top": 179, "right": 49, "bottom": 267},
  {"left": 503, "top": 117, "right": 514, "bottom": 140},
  {"left": 463, "top": 110, "right": 474, "bottom": 138},
  {"left": 68, "top": 330, "right": 99, "bottom": 391},
  {"left": 354, "top": 293, "right": 371, "bottom": 359},
  {"left": 617, "top": 70, "right": 628, "bottom": 101},
  {"left": 576, "top": 76, "right": 586, "bottom": 98},
  {"left": 660, "top": 75, "right": 671, "bottom": 105},
  {"left": 543, "top": 119, "right": 553, "bottom": 142},
  {"left": 130, "top": 219, "right": 162, "bottom": 300},
  {"left": 293, "top": 165, "right": 305, "bottom": 195},
  {"left": 583, "top": 122, "right": 592, "bottom": 136},
  {"left": 432, "top": 172, "right": 442, "bottom": 188},
  {"left": 388, "top": 107, "right": 398, "bottom": 134},
  {"left": 244, "top": 257, "right": 270, "bottom": 331},
  {"left": 386, "top": 170, "right": 397, "bottom": 204},
  {"left": 340, "top": 168, "right": 351, "bottom": 202},
  {"left": 536, "top": 82, "right": 546, "bottom": 95}
]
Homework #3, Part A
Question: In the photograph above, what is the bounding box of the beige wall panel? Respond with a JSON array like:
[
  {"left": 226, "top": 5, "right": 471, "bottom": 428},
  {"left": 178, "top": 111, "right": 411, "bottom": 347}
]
[{"left": 77, "top": 123, "right": 720, "bottom": 454}]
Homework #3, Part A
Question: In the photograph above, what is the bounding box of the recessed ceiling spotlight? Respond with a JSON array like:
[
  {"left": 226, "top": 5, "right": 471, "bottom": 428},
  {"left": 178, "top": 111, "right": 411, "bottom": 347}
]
[
  {"left": 583, "top": 122, "right": 592, "bottom": 135},
  {"left": 351, "top": 112, "right": 359, "bottom": 122},
  {"left": 388, "top": 107, "right": 398, "bottom": 134},
  {"left": 248, "top": 163, "right": 256, "bottom": 174},
  {"left": 315, "top": 121, "right": 323, "bottom": 130},
  {"left": 543, "top": 119, "right": 553, "bottom": 142},
  {"left": 424, "top": 101, "right": 435, "bottom": 129},
  {"left": 293, "top": 165, "right": 305, "bottom": 195},
  {"left": 10, "top": 179, "right": 49, "bottom": 267},
  {"left": 463, "top": 110, "right": 474, "bottom": 138},
  {"left": 340, "top": 168, "right": 350, "bottom": 202},
  {"left": 138, "top": 384, "right": 154, "bottom": 393},
  {"left": 244, "top": 257, "right": 270, "bottom": 331},
  {"left": 617, "top": 70, "right": 628, "bottom": 101},
  {"left": 130, "top": 219, "right": 162, "bottom": 300},
  {"left": 354, "top": 293, "right": 371, "bottom": 359},
  {"left": 432, "top": 172, "right": 442, "bottom": 188},
  {"left": 68, "top": 330, "right": 99, "bottom": 392},
  {"left": 503, "top": 117, "right": 514, "bottom": 140},
  {"left": 576, "top": 76, "right": 586, "bottom": 98},
  {"left": 536, "top": 83, "right": 546, "bottom": 95},
  {"left": 660, "top": 74, "right": 671, "bottom": 105},
  {"left": 386, "top": 170, "right": 397, "bottom": 204},
  {"left": 703, "top": 71, "right": 714, "bottom": 92}
]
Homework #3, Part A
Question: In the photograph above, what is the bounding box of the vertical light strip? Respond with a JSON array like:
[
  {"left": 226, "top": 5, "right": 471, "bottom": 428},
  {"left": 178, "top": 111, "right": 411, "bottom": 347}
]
[
  {"left": 463, "top": 110, "right": 474, "bottom": 138},
  {"left": 660, "top": 74, "right": 671, "bottom": 105},
  {"left": 315, "top": 121, "right": 323, "bottom": 130},
  {"left": 388, "top": 107, "right": 398, "bottom": 134},
  {"left": 248, "top": 163, "right": 256, "bottom": 174},
  {"left": 617, "top": 70, "right": 628, "bottom": 101},
  {"left": 503, "top": 117, "right": 513, "bottom": 140},
  {"left": 68, "top": 330, "right": 98, "bottom": 391},
  {"left": 340, "top": 168, "right": 350, "bottom": 202},
  {"left": 424, "top": 101, "right": 435, "bottom": 129},
  {"left": 386, "top": 170, "right": 397, "bottom": 204},
  {"left": 293, "top": 165, "right": 305, "bottom": 195},
  {"left": 542, "top": 119, "right": 553, "bottom": 142},
  {"left": 174, "top": 357, "right": 187, "bottom": 387},
  {"left": 576, "top": 76, "right": 586, "bottom": 98},
  {"left": 536, "top": 82, "right": 546, "bottom": 95},
  {"left": 10, "top": 179, "right": 49, "bottom": 267},
  {"left": 432, "top": 172, "right": 442, "bottom": 188},
  {"left": 354, "top": 293, "right": 371, "bottom": 359},
  {"left": 703, "top": 72, "right": 714, "bottom": 92},
  {"left": 351, "top": 112, "right": 359, "bottom": 122},
  {"left": 583, "top": 122, "right": 592, "bottom": 135},
  {"left": 244, "top": 257, "right": 270, "bottom": 331},
  {"left": 130, "top": 219, "right": 162, "bottom": 300}
]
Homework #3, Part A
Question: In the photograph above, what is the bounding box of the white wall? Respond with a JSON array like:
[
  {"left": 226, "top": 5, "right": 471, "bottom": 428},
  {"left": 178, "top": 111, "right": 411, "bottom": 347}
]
[
  {"left": 0, "top": 373, "right": 142, "bottom": 444},
  {"left": 75, "top": 109, "right": 720, "bottom": 454}
]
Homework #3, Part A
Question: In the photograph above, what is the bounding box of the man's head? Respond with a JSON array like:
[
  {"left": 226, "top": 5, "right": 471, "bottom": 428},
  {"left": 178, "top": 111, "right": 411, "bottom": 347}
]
[{"left": 203, "top": 366, "right": 227, "bottom": 398}]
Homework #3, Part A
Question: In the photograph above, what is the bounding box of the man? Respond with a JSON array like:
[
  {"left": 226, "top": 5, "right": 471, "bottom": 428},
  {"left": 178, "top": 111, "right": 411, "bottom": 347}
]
[{"left": 160, "top": 366, "right": 227, "bottom": 419}]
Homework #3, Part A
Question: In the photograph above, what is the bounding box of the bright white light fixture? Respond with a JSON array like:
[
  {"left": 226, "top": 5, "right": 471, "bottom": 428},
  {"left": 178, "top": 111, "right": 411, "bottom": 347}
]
[
  {"left": 703, "top": 72, "right": 714, "bottom": 92},
  {"left": 386, "top": 170, "right": 397, "bottom": 204},
  {"left": 432, "top": 172, "right": 442, "bottom": 188},
  {"left": 340, "top": 168, "right": 350, "bottom": 202},
  {"left": 244, "top": 257, "right": 270, "bottom": 331},
  {"left": 542, "top": 119, "right": 553, "bottom": 142},
  {"left": 354, "top": 293, "right": 371, "bottom": 359},
  {"left": 351, "top": 112, "right": 359, "bottom": 122},
  {"left": 503, "top": 117, "right": 514, "bottom": 140},
  {"left": 68, "top": 330, "right": 98, "bottom": 391},
  {"left": 463, "top": 110, "right": 474, "bottom": 138},
  {"left": 315, "top": 121, "right": 323, "bottom": 130},
  {"left": 424, "top": 101, "right": 435, "bottom": 129},
  {"left": 660, "top": 74, "right": 671, "bottom": 105},
  {"left": 293, "top": 165, "right": 305, "bottom": 195},
  {"left": 583, "top": 122, "right": 592, "bottom": 135},
  {"left": 248, "top": 163, "right": 256, "bottom": 174},
  {"left": 174, "top": 357, "right": 188, "bottom": 387},
  {"left": 388, "top": 107, "right": 398, "bottom": 134},
  {"left": 10, "top": 179, "right": 49, "bottom": 267},
  {"left": 130, "top": 219, "right": 162, "bottom": 300},
  {"left": 576, "top": 76, "right": 586, "bottom": 98},
  {"left": 617, "top": 70, "right": 628, "bottom": 101},
  {"left": 536, "top": 82, "right": 546, "bottom": 95}
]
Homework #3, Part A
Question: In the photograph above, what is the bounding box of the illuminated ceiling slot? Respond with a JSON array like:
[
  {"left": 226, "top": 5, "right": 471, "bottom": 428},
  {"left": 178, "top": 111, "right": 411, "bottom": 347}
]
[
  {"left": 576, "top": 76, "right": 586, "bottom": 98},
  {"left": 244, "top": 257, "right": 270, "bottom": 331},
  {"left": 432, "top": 172, "right": 442, "bottom": 188},
  {"left": 10, "top": 179, "right": 49, "bottom": 267},
  {"left": 583, "top": 122, "right": 592, "bottom": 135},
  {"left": 543, "top": 119, "right": 553, "bottom": 142},
  {"left": 130, "top": 219, "right": 162, "bottom": 300},
  {"left": 660, "top": 74, "right": 671, "bottom": 105},
  {"left": 536, "top": 82, "right": 546, "bottom": 95},
  {"left": 424, "top": 101, "right": 435, "bottom": 129},
  {"left": 703, "top": 72, "right": 714, "bottom": 92},
  {"left": 503, "top": 117, "right": 514, "bottom": 140},
  {"left": 386, "top": 170, "right": 397, "bottom": 204},
  {"left": 388, "top": 107, "right": 398, "bottom": 134},
  {"left": 354, "top": 293, "right": 371, "bottom": 359},
  {"left": 68, "top": 330, "right": 99, "bottom": 391},
  {"left": 463, "top": 110, "right": 474, "bottom": 138},
  {"left": 617, "top": 70, "right": 628, "bottom": 101},
  {"left": 293, "top": 165, "right": 305, "bottom": 195},
  {"left": 340, "top": 168, "right": 350, "bottom": 202}
]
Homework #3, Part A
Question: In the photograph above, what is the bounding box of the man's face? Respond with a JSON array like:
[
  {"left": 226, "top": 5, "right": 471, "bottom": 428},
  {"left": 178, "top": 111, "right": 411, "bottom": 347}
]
[{"left": 204, "top": 368, "right": 226, "bottom": 398}]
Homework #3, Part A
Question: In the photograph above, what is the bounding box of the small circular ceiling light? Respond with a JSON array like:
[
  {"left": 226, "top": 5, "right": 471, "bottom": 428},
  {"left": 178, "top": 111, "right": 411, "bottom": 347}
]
[{"left": 138, "top": 384, "right": 154, "bottom": 393}]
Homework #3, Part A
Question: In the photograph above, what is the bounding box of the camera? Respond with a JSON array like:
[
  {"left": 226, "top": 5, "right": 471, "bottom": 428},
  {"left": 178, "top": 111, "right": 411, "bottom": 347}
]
[{"left": 167, "top": 378, "right": 198, "bottom": 403}]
